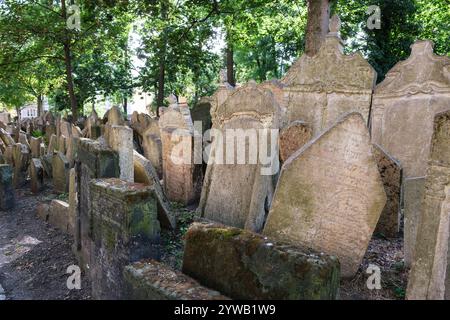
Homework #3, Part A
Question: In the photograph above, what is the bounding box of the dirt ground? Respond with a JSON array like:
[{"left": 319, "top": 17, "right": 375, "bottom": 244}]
[
  {"left": 0, "top": 182, "right": 91, "bottom": 300},
  {"left": 0, "top": 182, "right": 407, "bottom": 300}
]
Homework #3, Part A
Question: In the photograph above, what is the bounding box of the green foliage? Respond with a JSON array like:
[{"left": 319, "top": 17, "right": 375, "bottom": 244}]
[
  {"left": 31, "top": 130, "right": 44, "bottom": 138},
  {"left": 1, "top": 0, "right": 448, "bottom": 113}
]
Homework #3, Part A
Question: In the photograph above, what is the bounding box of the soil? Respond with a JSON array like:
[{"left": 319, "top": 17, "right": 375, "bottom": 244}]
[
  {"left": 0, "top": 182, "right": 91, "bottom": 300},
  {"left": 0, "top": 182, "right": 407, "bottom": 300}
]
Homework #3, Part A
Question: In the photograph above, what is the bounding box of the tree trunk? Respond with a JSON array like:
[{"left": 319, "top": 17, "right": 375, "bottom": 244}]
[
  {"left": 15, "top": 106, "right": 20, "bottom": 123},
  {"left": 37, "top": 94, "right": 43, "bottom": 117},
  {"left": 226, "top": 46, "right": 235, "bottom": 86},
  {"left": 123, "top": 97, "right": 128, "bottom": 115},
  {"left": 61, "top": 0, "right": 78, "bottom": 122},
  {"left": 305, "top": 0, "right": 331, "bottom": 57},
  {"left": 156, "top": 2, "right": 168, "bottom": 117}
]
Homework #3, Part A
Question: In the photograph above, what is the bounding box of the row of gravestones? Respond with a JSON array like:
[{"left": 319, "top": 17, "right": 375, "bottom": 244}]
[{"left": 191, "top": 16, "right": 450, "bottom": 298}]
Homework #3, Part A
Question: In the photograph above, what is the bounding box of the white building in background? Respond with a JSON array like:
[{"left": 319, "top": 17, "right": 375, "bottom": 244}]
[
  {"left": 20, "top": 97, "right": 49, "bottom": 119},
  {"left": 100, "top": 89, "right": 154, "bottom": 118}
]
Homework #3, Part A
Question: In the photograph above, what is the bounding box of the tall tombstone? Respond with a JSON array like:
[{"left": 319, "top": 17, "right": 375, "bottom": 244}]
[
  {"left": 12, "top": 143, "right": 30, "bottom": 188},
  {"left": 89, "top": 178, "right": 160, "bottom": 299},
  {"left": 0, "top": 164, "right": 15, "bottom": 210},
  {"left": 159, "top": 102, "right": 203, "bottom": 205},
  {"left": 47, "top": 134, "right": 57, "bottom": 155},
  {"left": 403, "top": 176, "right": 426, "bottom": 267},
  {"left": 372, "top": 144, "right": 403, "bottom": 238},
  {"left": 407, "top": 110, "right": 450, "bottom": 300},
  {"left": 30, "top": 137, "right": 42, "bottom": 158},
  {"left": 30, "top": 158, "right": 44, "bottom": 194},
  {"left": 279, "top": 121, "right": 312, "bottom": 163},
  {"left": 198, "top": 82, "right": 281, "bottom": 232},
  {"left": 107, "top": 125, "right": 134, "bottom": 182},
  {"left": 371, "top": 40, "right": 450, "bottom": 178},
  {"left": 68, "top": 168, "right": 77, "bottom": 241},
  {"left": 281, "top": 15, "right": 376, "bottom": 137},
  {"left": 141, "top": 119, "right": 163, "bottom": 178},
  {"left": 74, "top": 138, "right": 120, "bottom": 271},
  {"left": 263, "top": 113, "right": 386, "bottom": 278},
  {"left": 52, "top": 152, "right": 70, "bottom": 193}
]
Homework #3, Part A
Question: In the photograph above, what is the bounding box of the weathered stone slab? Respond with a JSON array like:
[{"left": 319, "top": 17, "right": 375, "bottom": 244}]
[
  {"left": 182, "top": 222, "right": 340, "bottom": 300},
  {"left": 48, "top": 199, "right": 71, "bottom": 234},
  {"left": 141, "top": 120, "right": 162, "bottom": 178},
  {"left": 372, "top": 144, "right": 403, "bottom": 238},
  {"left": 198, "top": 82, "right": 281, "bottom": 232},
  {"left": 108, "top": 125, "right": 134, "bottom": 182},
  {"left": 133, "top": 151, "right": 176, "bottom": 229},
  {"left": 30, "top": 158, "right": 44, "bottom": 194},
  {"left": 124, "top": 260, "right": 229, "bottom": 300},
  {"left": 407, "top": 110, "right": 450, "bottom": 300},
  {"left": 12, "top": 143, "right": 30, "bottom": 188},
  {"left": 279, "top": 121, "right": 312, "bottom": 162},
  {"left": 403, "top": 176, "right": 425, "bottom": 267},
  {"left": 89, "top": 178, "right": 160, "bottom": 299},
  {"left": 30, "top": 137, "right": 42, "bottom": 158},
  {"left": 47, "top": 134, "right": 57, "bottom": 155},
  {"left": 68, "top": 168, "right": 77, "bottom": 237},
  {"left": 159, "top": 103, "right": 203, "bottom": 205},
  {"left": 281, "top": 26, "right": 376, "bottom": 137},
  {"left": 52, "top": 152, "right": 69, "bottom": 193},
  {"left": 371, "top": 40, "right": 450, "bottom": 178},
  {"left": 263, "top": 113, "right": 386, "bottom": 278},
  {"left": 0, "top": 164, "right": 14, "bottom": 210},
  {"left": 74, "top": 138, "right": 120, "bottom": 272}
]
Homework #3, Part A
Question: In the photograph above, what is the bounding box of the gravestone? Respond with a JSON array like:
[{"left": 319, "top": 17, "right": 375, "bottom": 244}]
[
  {"left": 133, "top": 151, "right": 176, "bottom": 229},
  {"left": 30, "top": 158, "right": 44, "bottom": 194},
  {"left": 407, "top": 110, "right": 450, "bottom": 300},
  {"left": 279, "top": 121, "right": 312, "bottom": 162},
  {"left": 0, "top": 164, "right": 14, "bottom": 210},
  {"left": 183, "top": 222, "right": 340, "bottom": 300},
  {"left": 47, "top": 134, "right": 57, "bottom": 155},
  {"left": 30, "top": 137, "right": 42, "bottom": 158},
  {"left": 68, "top": 168, "right": 77, "bottom": 236},
  {"left": 372, "top": 144, "right": 403, "bottom": 238},
  {"left": 263, "top": 113, "right": 386, "bottom": 277},
  {"left": 141, "top": 119, "right": 162, "bottom": 178},
  {"left": 52, "top": 152, "right": 70, "bottom": 193},
  {"left": 12, "top": 143, "right": 30, "bottom": 188},
  {"left": 281, "top": 17, "right": 376, "bottom": 137},
  {"left": 159, "top": 103, "right": 203, "bottom": 205},
  {"left": 74, "top": 138, "right": 120, "bottom": 271},
  {"left": 403, "top": 176, "right": 425, "bottom": 267},
  {"left": 371, "top": 40, "right": 450, "bottom": 178},
  {"left": 89, "top": 178, "right": 160, "bottom": 299},
  {"left": 198, "top": 82, "right": 281, "bottom": 232},
  {"left": 108, "top": 125, "right": 134, "bottom": 182}
]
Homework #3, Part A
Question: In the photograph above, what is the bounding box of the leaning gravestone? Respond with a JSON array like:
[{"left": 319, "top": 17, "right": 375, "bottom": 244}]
[
  {"left": 52, "top": 152, "right": 70, "bottom": 193},
  {"left": 407, "top": 110, "right": 450, "bottom": 300},
  {"left": 263, "top": 113, "right": 386, "bottom": 278},
  {"left": 0, "top": 164, "right": 14, "bottom": 210},
  {"left": 30, "top": 158, "right": 44, "bottom": 194},
  {"left": 371, "top": 40, "right": 450, "bottom": 178},
  {"left": 30, "top": 137, "right": 42, "bottom": 158},
  {"left": 198, "top": 81, "right": 281, "bottom": 232},
  {"left": 279, "top": 121, "right": 312, "bottom": 163},
  {"left": 372, "top": 144, "right": 403, "bottom": 238},
  {"left": 281, "top": 15, "right": 376, "bottom": 137},
  {"left": 159, "top": 101, "right": 203, "bottom": 205}
]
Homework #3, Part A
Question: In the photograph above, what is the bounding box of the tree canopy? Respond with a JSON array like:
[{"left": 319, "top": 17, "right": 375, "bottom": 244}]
[{"left": 0, "top": 0, "right": 448, "bottom": 119}]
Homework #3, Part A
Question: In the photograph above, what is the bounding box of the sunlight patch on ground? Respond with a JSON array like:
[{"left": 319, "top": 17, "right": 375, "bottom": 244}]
[{"left": 0, "top": 236, "right": 42, "bottom": 269}]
